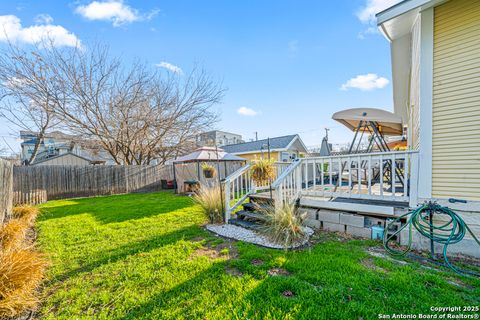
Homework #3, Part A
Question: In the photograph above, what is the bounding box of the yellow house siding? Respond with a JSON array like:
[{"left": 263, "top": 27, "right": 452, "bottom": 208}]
[
  {"left": 236, "top": 152, "right": 279, "bottom": 162},
  {"left": 432, "top": 0, "right": 480, "bottom": 200}
]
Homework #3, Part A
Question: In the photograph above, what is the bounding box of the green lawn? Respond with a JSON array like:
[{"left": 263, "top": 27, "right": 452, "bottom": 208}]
[{"left": 37, "top": 192, "right": 479, "bottom": 319}]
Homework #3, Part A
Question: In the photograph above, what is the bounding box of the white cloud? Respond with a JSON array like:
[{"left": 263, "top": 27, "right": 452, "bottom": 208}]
[
  {"left": 341, "top": 73, "right": 389, "bottom": 91},
  {"left": 288, "top": 39, "right": 299, "bottom": 53},
  {"left": 357, "top": 0, "right": 402, "bottom": 25},
  {"left": 356, "top": 0, "right": 402, "bottom": 38},
  {"left": 0, "top": 15, "right": 80, "bottom": 47},
  {"left": 357, "top": 26, "right": 378, "bottom": 39},
  {"left": 155, "top": 62, "right": 183, "bottom": 74},
  {"left": 75, "top": 1, "right": 158, "bottom": 27},
  {"left": 237, "top": 107, "right": 258, "bottom": 116},
  {"left": 34, "top": 14, "right": 54, "bottom": 25}
]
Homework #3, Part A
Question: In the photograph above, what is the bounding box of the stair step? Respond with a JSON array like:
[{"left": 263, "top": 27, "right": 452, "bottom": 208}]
[
  {"left": 229, "top": 218, "right": 261, "bottom": 230},
  {"left": 242, "top": 202, "right": 269, "bottom": 212},
  {"left": 248, "top": 194, "right": 274, "bottom": 204},
  {"left": 236, "top": 210, "right": 268, "bottom": 222}
]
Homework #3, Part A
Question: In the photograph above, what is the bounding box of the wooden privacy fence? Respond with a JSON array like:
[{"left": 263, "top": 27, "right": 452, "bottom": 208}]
[
  {"left": 0, "top": 159, "right": 13, "bottom": 224},
  {"left": 13, "top": 190, "right": 47, "bottom": 206},
  {"left": 13, "top": 164, "right": 174, "bottom": 203}
]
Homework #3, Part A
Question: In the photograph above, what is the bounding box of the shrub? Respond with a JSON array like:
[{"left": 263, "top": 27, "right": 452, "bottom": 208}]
[
  {"left": 260, "top": 203, "right": 307, "bottom": 249},
  {"left": 201, "top": 163, "right": 216, "bottom": 178},
  {"left": 0, "top": 249, "right": 47, "bottom": 317},
  {"left": 0, "top": 219, "right": 29, "bottom": 251},
  {"left": 12, "top": 206, "right": 40, "bottom": 226},
  {"left": 250, "top": 158, "right": 276, "bottom": 185},
  {"left": 193, "top": 186, "right": 224, "bottom": 223}
]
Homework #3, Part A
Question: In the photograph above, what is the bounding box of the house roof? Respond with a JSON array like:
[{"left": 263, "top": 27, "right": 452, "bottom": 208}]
[
  {"left": 221, "top": 135, "right": 307, "bottom": 154},
  {"left": 376, "top": 0, "right": 445, "bottom": 41},
  {"left": 173, "top": 147, "right": 246, "bottom": 163},
  {"left": 32, "top": 152, "right": 93, "bottom": 165}
]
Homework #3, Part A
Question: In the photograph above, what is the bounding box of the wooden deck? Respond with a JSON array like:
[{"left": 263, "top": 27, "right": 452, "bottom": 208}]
[{"left": 251, "top": 183, "right": 411, "bottom": 217}]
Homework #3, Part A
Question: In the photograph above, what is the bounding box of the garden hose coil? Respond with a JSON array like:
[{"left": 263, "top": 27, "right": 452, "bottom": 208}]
[{"left": 384, "top": 202, "right": 480, "bottom": 277}]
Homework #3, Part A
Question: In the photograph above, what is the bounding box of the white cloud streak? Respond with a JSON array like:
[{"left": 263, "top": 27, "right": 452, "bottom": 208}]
[
  {"left": 0, "top": 15, "right": 80, "bottom": 47},
  {"left": 341, "top": 73, "right": 389, "bottom": 91},
  {"left": 34, "top": 14, "right": 53, "bottom": 25},
  {"left": 357, "top": 0, "right": 402, "bottom": 25},
  {"left": 237, "top": 107, "right": 258, "bottom": 116},
  {"left": 356, "top": 0, "right": 402, "bottom": 38},
  {"left": 75, "top": 1, "right": 158, "bottom": 27},
  {"left": 155, "top": 62, "right": 183, "bottom": 74}
]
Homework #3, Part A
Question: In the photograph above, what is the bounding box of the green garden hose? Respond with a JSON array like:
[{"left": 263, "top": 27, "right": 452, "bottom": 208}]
[{"left": 384, "top": 202, "right": 480, "bottom": 277}]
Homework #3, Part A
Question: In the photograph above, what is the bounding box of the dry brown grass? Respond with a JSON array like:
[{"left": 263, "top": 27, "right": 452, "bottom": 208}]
[
  {"left": 0, "top": 219, "right": 30, "bottom": 251},
  {"left": 12, "top": 206, "right": 40, "bottom": 226},
  {"left": 0, "top": 248, "right": 47, "bottom": 317},
  {"left": 0, "top": 205, "right": 45, "bottom": 317}
]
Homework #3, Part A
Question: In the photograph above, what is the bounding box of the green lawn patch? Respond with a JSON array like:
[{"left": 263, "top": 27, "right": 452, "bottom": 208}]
[{"left": 37, "top": 192, "right": 479, "bottom": 319}]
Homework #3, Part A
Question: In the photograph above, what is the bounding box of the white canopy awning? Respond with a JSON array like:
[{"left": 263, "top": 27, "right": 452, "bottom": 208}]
[
  {"left": 332, "top": 108, "right": 403, "bottom": 136},
  {"left": 173, "top": 147, "right": 246, "bottom": 163}
]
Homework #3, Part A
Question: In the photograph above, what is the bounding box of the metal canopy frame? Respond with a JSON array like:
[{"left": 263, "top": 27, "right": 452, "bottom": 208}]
[{"left": 334, "top": 119, "right": 405, "bottom": 193}]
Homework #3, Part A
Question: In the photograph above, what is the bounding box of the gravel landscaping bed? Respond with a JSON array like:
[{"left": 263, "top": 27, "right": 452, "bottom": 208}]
[{"left": 205, "top": 224, "right": 314, "bottom": 249}]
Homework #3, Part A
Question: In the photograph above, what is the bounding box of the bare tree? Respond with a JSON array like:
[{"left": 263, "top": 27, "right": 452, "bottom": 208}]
[
  {"left": 0, "top": 42, "right": 68, "bottom": 164},
  {"left": 0, "top": 40, "right": 223, "bottom": 165}
]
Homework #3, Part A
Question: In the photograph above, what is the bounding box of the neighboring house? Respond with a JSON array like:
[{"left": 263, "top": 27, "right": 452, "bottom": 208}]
[
  {"left": 31, "top": 153, "right": 102, "bottom": 166},
  {"left": 197, "top": 130, "right": 244, "bottom": 147},
  {"left": 221, "top": 134, "right": 308, "bottom": 162},
  {"left": 377, "top": 0, "right": 480, "bottom": 204},
  {"left": 20, "top": 131, "right": 114, "bottom": 165}
]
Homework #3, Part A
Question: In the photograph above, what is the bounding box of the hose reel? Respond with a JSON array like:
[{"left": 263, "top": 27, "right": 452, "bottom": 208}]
[{"left": 384, "top": 201, "right": 480, "bottom": 277}]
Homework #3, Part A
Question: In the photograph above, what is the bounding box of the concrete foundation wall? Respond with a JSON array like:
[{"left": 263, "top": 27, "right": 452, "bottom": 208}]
[{"left": 300, "top": 205, "right": 480, "bottom": 259}]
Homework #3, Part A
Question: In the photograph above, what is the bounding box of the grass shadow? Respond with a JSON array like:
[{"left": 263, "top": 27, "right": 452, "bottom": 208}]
[{"left": 117, "top": 261, "right": 229, "bottom": 320}]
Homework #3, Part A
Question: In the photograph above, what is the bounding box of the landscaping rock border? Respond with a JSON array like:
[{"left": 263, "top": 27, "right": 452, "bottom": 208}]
[{"left": 205, "top": 224, "right": 314, "bottom": 249}]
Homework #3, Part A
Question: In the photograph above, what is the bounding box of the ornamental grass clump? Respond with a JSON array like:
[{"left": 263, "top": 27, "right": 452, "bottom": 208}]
[
  {"left": 0, "top": 219, "right": 30, "bottom": 251},
  {"left": 193, "top": 186, "right": 224, "bottom": 223},
  {"left": 250, "top": 158, "right": 276, "bottom": 185},
  {"left": 12, "top": 206, "right": 40, "bottom": 226},
  {"left": 0, "top": 249, "right": 47, "bottom": 317},
  {"left": 260, "top": 203, "right": 307, "bottom": 249},
  {"left": 0, "top": 206, "right": 46, "bottom": 318}
]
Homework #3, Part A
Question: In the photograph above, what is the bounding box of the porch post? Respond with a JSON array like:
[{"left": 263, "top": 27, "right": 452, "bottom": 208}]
[{"left": 418, "top": 7, "right": 434, "bottom": 200}]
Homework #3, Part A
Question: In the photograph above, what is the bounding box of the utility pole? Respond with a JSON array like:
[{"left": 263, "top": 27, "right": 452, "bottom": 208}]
[{"left": 254, "top": 132, "right": 258, "bottom": 141}]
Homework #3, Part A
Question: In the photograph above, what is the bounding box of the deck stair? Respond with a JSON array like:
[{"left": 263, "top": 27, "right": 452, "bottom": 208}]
[{"left": 228, "top": 196, "right": 272, "bottom": 230}]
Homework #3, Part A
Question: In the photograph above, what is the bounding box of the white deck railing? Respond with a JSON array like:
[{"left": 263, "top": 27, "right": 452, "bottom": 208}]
[
  {"left": 273, "top": 150, "right": 419, "bottom": 208},
  {"left": 223, "top": 162, "right": 292, "bottom": 222},
  {"left": 223, "top": 151, "right": 419, "bottom": 221}
]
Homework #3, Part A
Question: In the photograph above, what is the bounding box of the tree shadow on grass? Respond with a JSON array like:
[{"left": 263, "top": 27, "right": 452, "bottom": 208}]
[
  {"left": 44, "top": 224, "right": 206, "bottom": 289},
  {"left": 39, "top": 191, "right": 195, "bottom": 224},
  {"left": 117, "top": 261, "right": 231, "bottom": 320}
]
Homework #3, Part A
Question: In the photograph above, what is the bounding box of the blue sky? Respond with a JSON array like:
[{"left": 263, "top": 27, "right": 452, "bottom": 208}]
[{"left": 0, "top": 0, "right": 400, "bottom": 153}]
